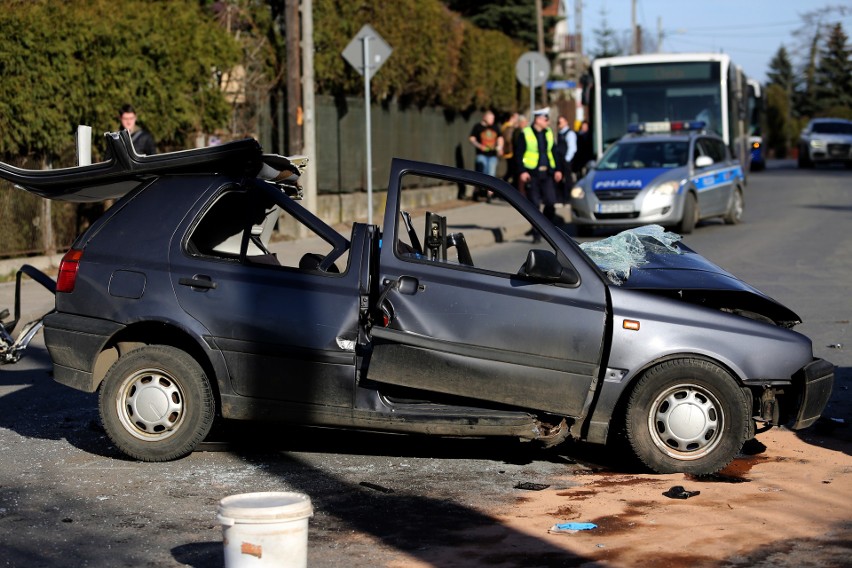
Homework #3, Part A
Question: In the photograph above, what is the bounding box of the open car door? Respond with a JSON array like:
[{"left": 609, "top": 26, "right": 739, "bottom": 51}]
[{"left": 367, "top": 159, "right": 609, "bottom": 418}]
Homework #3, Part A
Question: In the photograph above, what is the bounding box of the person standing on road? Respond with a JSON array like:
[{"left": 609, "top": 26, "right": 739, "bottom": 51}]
[
  {"left": 118, "top": 103, "right": 157, "bottom": 155},
  {"left": 572, "top": 120, "right": 593, "bottom": 179},
  {"left": 554, "top": 115, "right": 577, "bottom": 204},
  {"left": 511, "top": 114, "right": 529, "bottom": 191},
  {"left": 515, "top": 108, "right": 562, "bottom": 242},
  {"left": 499, "top": 112, "right": 520, "bottom": 188},
  {"left": 466, "top": 110, "right": 503, "bottom": 201}
]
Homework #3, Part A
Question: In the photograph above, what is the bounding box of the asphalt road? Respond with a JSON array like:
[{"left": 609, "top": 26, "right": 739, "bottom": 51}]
[{"left": 0, "top": 159, "right": 849, "bottom": 567}]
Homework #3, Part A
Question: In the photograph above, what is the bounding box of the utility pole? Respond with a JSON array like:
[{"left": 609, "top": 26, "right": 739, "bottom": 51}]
[
  {"left": 285, "top": 0, "right": 302, "bottom": 155},
  {"left": 301, "top": 0, "right": 317, "bottom": 214},
  {"left": 657, "top": 16, "right": 663, "bottom": 52},
  {"left": 631, "top": 0, "right": 638, "bottom": 55},
  {"left": 535, "top": 0, "right": 546, "bottom": 106},
  {"left": 575, "top": 0, "right": 582, "bottom": 55}
]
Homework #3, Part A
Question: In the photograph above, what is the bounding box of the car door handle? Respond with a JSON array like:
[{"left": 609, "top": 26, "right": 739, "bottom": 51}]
[
  {"left": 397, "top": 275, "right": 421, "bottom": 295},
  {"left": 179, "top": 275, "right": 217, "bottom": 290}
]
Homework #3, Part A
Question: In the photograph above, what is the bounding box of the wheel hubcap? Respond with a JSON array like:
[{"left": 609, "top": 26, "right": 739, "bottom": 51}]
[
  {"left": 117, "top": 369, "right": 184, "bottom": 441},
  {"left": 648, "top": 383, "right": 724, "bottom": 460}
]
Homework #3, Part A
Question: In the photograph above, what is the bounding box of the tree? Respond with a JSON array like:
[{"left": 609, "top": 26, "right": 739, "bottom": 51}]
[
  {"left": 0, "top": 0, "right": 240, "bottom": 164},
  {"left": 765, "top": 83, "right": 792, "bottom": 158},
  {"left": 767, "top": 46, "right": 795, "bottom": 99},
  {"left": 764, "top": 46, "right": 796, "bottom": 156},
  {"left": 314, "top": 0, "right": 522, "bottom": 112},
  {"left": 814, "top": 22, "right": 852, "bottom": 118},
  {"left": 591, "top": 6, "right": 623, "bottom": 58},
  {"left": 791, "top": 4, "right": 850, "bottom": 119},
  {"left": 443, "top": 0, "right": 559, "bottom": 51}
]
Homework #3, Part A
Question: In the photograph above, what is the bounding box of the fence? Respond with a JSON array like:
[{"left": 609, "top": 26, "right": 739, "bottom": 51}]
[{"left": 0, "top": 96, "right": 484, "bottom": 258}]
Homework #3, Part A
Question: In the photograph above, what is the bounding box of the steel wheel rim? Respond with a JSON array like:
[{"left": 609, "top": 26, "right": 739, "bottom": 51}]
[
  {"left": 115, "top": 368, "right": 185, "bottom": 442},
  {"left": 647, "top": 383, "right": 725, "bottom": 461}
]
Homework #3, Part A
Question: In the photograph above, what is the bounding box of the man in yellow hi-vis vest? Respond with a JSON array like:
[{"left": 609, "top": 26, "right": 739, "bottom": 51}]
[{"left": 514, "top": 108, "right": 563, "bottom": 243}]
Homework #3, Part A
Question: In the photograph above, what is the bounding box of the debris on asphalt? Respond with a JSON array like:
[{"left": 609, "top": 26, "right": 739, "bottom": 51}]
[
  {"left": 548, "top": 522, "right": 598, "bottom": 534},
  {"left": 514, "top": 482, "right": 550, "bottom": 491},
  {"left": 663, "top": 485, "right": 701, "bottom": 499},
  {"left": 359, "top": 481, "right": 394, "bottom": 493},
  {"left": 827, "top": 343, "right": 843, "bottom": 349}
]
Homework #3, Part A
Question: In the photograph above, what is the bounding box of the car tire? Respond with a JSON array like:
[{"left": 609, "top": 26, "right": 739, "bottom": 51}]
[
  {"left": 99, "top": 345, "right": 215, "bottom": 462},
  {"left": 625, "top": 358, "right": 751, "bottom": 475},
  {"left": 677, "top": 192, "right": 698, "bottom": 234},
  {"left": 723, "top": 188, "right": 744, "bottom": 225},
  {"left": 798, "top": 146, "right": 812, "bottom": 169}
]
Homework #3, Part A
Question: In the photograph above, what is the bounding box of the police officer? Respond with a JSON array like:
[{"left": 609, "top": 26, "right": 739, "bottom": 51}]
[{"left": 515, "top": 108, "right": 562, "bottom": 242}]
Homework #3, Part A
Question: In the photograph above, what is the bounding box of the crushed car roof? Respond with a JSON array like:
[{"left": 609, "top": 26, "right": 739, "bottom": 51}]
[{"left": 0, "top": 130, "right": 306, "bottom": 202}]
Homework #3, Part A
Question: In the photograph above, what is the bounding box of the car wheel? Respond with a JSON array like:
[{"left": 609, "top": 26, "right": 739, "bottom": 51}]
[
  {"left": 677, "top": 193, "right": 698, "bottom": 234},
  {"left": 625, "top": 359, "right": 751, "bottom": 475},
  {"left": 798, "top": 146, "right": 812, "bottom": 168},
  {"left": 723, "top": 188, "right": 744, "bottom": 225},
  {"left": 99, "top": 345, "right": 215, "bottom": 462}
]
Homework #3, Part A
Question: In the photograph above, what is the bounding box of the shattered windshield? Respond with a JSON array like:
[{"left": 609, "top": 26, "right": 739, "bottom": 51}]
[
  {"left": 580, "top": 225, "right": 683, "bottom": 285},
  {"left": 596, "top": 140, "right": 689, "bottom": 170}
]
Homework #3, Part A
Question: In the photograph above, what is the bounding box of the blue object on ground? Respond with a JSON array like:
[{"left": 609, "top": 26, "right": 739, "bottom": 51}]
[{"left": 553, "top": 522, "right": 597, "bottom": 531}]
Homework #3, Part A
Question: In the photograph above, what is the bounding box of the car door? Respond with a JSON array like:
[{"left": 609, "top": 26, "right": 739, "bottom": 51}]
[
  {"left": 170, "top": 181, "right": 361, "bottom": 408},
  {"left": 367, "top": 159, "right": 609, "bottom": 418},
  {"left": 693, "top": 137, "right": 735, "bottom": 216}
]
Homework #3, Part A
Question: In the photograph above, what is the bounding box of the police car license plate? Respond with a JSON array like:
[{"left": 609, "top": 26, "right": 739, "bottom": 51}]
[{"left": 596, "top": 202, "right": 634, "bottom": 214}]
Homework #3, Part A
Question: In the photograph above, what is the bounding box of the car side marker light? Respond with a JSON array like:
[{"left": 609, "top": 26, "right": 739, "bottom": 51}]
[{"left": 623, "top": 319, "right": 640, "bottom": 331}]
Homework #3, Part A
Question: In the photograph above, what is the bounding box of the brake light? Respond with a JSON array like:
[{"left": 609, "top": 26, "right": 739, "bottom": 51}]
[{"left": 57, "top": 249, "right": 84, "bottom": 293}]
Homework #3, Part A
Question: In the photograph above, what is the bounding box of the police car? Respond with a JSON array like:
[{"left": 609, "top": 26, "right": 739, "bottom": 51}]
[{"left": 570, "top": 121, "right": 745, "bottom": 236}]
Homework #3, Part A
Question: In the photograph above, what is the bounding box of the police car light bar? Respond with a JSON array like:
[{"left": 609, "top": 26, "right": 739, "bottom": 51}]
[{"left": 627, "top": 121, "right": 706, "bottom": 134}]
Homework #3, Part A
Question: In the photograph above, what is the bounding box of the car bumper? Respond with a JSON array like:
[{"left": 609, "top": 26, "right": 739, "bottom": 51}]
[
  {"left": 571, "top": 193, "right": 682, "bottom": 227},
  {"left": 807, "top": 144, "right": 852, "bottom": 163},
  {"left": 43, "top": 312, "right": 125, "bottom": 393},
  {"left": 788, "top": 358, "right": 835, "bottom": 430}
]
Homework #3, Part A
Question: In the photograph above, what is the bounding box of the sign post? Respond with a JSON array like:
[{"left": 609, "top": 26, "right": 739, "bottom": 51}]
[
  {"left": 342, "top": 25, "right": 392, "bottom": 225},
  {"left": 515, "top": 52, "right": 551, "bottom": 118}
]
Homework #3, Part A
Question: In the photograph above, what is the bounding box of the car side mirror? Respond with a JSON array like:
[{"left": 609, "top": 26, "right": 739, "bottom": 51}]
[
  {"left": 695, "top": 155, "right": 713, "bottom": 168},
  {"left": 520, "top": 249, "right": 580, "bottom": 286}
]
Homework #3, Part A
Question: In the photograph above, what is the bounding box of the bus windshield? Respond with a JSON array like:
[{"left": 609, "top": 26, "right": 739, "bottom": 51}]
[
  {"left": 599, "top": 62, "right": 723, "bottom": 148},
  {"left": 597, "top": 140, "right": 690, "bottom": 170}
]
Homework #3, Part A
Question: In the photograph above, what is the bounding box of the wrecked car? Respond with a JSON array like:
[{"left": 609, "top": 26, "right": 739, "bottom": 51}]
[{"left": 0, "top": 130, "right": 833, "bottom": 475}]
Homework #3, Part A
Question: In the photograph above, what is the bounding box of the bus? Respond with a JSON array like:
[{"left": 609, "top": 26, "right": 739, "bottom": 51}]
[{"left": 591, "top": 53, "right": 751, "bottom": 172}]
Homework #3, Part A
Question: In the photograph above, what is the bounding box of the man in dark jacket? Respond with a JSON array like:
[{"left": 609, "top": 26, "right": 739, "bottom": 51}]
[{"left": 119, "top": 103, "right": 157, "bottom": 155}]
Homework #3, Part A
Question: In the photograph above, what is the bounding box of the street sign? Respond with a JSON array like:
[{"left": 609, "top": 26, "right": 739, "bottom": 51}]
[
  {"left": 341, "top": 24, "right": 393, "bottom": 225},
  {"left": 546, "top": 80, "right": 577, "bottom": 90},
  {"left": 515, "top": 51, "right": 550, "bottom": 87},
  {"left": 342, "top": 24, "right": 393, "bottom": 78}
]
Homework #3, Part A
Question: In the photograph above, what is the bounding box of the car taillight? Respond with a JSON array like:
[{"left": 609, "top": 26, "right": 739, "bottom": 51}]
[{"left": 57, "top": 248, "right": 84, "bottom": 293}]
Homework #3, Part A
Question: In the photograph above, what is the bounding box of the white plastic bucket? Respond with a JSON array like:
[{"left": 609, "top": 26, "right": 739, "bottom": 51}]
[{"left": 217, "top": 491, "right": 313, "bottom": 568}]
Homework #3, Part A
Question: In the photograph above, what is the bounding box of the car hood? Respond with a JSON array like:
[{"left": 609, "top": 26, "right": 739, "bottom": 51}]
[
  {"left": 807, "top": 133, "right": 852, "bottom": 143},
  {"left": 580, "top": 226, "right": 801, "bottom": 326}
]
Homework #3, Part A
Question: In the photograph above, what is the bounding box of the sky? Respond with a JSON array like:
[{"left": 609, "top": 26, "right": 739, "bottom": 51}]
[{"left": 575, "top": 0, "right": 852, "bottom": 82}]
